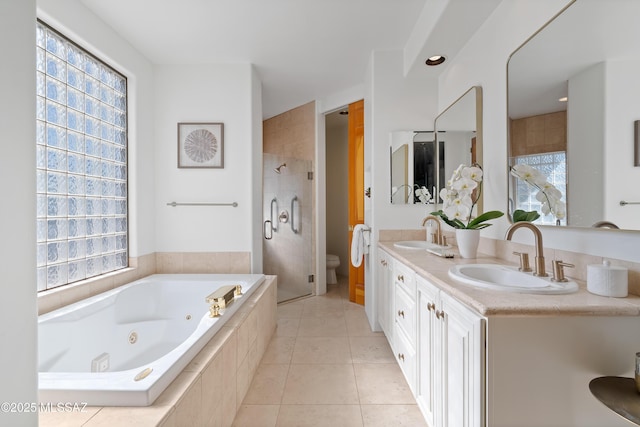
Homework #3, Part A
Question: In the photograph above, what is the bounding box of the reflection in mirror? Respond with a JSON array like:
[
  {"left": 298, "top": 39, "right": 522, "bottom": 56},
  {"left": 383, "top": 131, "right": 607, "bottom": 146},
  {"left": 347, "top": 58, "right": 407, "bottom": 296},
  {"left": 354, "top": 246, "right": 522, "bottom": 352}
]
[
  {"left": 435, "top": 86, "right": 483, "bottom": 214},
  {"left": 389, "top": 131, "right": 439, "bottom": 205},
  {"left": 507, "top": 0, "right": 640, "bottom": 231},
  {"left": 389, "top": 86, "right": 482, "bottom": 208}
]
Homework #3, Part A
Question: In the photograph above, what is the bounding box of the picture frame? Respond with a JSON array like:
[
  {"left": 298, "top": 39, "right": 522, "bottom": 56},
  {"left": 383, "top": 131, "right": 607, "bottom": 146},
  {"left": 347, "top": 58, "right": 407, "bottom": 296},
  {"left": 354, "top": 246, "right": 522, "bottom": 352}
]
[{"left": 177, "top": 122, "right": 224, "bottom": 168}]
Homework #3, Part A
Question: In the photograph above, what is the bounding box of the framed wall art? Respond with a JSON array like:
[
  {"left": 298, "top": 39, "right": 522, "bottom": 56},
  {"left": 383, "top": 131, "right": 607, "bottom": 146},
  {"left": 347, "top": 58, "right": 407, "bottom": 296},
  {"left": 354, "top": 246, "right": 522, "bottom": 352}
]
[{"left": 177, "top": 122, "right": 224, "bottom": 168}]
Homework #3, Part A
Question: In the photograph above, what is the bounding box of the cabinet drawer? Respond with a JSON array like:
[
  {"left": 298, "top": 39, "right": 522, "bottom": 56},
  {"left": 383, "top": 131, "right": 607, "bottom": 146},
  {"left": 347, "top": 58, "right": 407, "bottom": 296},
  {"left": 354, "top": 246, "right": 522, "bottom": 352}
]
[
  {"left": 393, "top": 325, "right": 417, "bottom": 393},
  {"left": 395, "top": 286, "right": 416, "bottom": 342},
  {"left": 393, "top": 263, "right": 415, "bottom": 295}
]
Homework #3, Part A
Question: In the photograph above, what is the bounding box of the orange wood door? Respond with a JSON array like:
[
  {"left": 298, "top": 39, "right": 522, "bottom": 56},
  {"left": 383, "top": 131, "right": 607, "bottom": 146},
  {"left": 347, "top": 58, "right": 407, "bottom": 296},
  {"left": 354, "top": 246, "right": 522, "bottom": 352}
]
[{"left": 348, "top": 99, "right": 365, "bottom": 305}]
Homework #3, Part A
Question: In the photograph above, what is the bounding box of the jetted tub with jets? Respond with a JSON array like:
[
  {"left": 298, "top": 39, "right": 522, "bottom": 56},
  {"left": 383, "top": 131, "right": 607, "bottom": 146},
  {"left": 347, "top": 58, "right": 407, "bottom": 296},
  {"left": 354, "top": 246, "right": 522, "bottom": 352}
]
[{"left": 38, "top": 273, "right": 265, "bottom": 406}]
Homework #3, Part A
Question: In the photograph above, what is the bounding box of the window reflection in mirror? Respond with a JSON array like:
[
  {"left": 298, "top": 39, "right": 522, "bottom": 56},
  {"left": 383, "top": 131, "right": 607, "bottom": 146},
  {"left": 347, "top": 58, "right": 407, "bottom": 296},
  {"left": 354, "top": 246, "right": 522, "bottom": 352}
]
[{"left": 507, "top": 0, "right": 640, "bottom": 231}]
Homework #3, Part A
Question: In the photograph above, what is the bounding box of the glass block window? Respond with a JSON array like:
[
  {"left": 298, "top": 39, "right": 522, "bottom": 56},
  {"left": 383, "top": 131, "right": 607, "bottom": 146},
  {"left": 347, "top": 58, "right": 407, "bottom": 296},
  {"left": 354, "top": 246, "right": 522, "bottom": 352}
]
[
  {"left": 512, "top": 152, "right": 567, "bottom": 226},
  {"left": 36, "top": 21, "right": 128, "bottom": 291}
]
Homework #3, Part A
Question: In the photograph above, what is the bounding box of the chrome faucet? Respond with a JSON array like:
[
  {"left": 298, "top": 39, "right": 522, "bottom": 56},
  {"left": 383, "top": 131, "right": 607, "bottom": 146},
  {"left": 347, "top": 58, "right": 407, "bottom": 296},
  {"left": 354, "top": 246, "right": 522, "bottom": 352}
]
[
  {"left": 505, "top": 222, "right": 547, "bottom": 277},
  {"left": 422, "top": 215, "right": 444, "bottom": 246}
]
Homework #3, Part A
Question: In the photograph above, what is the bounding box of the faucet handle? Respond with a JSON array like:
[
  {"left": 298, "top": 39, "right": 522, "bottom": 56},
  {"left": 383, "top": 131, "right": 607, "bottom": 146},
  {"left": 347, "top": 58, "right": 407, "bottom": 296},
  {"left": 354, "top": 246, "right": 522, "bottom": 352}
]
[
  {"left": 551, "top": 260, "right": 574, "bottom": 282},
  {"left": 512, "top": 251, "right": 532, "bottom": 272}
]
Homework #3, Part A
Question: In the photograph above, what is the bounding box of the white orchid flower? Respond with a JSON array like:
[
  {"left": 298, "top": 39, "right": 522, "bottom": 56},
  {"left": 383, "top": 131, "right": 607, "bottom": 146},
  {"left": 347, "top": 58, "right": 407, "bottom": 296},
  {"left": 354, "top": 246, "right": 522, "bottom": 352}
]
[
  {"left": 462, "top": 166, "right": 483, "bottom": 182},
  {"left": 452, "top": 177, "right": 478, "bottom": 193}
]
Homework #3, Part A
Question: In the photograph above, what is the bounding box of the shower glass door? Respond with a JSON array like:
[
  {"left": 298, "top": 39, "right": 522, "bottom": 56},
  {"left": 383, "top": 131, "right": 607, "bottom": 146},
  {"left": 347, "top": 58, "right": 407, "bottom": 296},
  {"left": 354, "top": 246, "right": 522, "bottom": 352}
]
[{"left": 263, "top": 153, "right": 313, "bottom": 303}]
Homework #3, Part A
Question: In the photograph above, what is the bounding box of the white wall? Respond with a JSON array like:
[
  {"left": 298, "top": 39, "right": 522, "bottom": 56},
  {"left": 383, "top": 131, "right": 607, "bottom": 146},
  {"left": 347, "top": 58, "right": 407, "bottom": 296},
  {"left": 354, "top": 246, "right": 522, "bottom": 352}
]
[
  {"left": 568, "top": 63, "right": 604, "bottom": 227},
  {"left": 153, "top": 64, "right": 258, "bottom": 254},
  {"left": 366, "top": 49, "right": 438, "bottom": 328},
  {"left": 436, "top": 0, "right": 640, "bottom": 262},
  {"left": 0, "top": 1, "right": 38, "bottom": 425},
  {"left": 251, "top": 68, "right": 264, "bottom": 272},
  {"left": 325, "top": 116, "right": 349, "bottom": 276},
  {"left": 38, "top": 0, "right": 157, "bottom": 258}
]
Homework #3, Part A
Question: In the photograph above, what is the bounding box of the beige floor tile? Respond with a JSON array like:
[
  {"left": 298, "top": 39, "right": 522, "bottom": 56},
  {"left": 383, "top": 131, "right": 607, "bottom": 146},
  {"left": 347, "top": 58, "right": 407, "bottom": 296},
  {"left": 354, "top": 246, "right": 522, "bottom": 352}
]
[
  {"left": 302, "top": 298, "right": 346, "bottom": 317},
  {"left": 291, "top": 336, "right": 352, "bottom": 364},
  {"left": 345, "top": 310, "right": 384, "bottom": 337},
  {"left": 297, "top": 316, "right": 348, "bottom": 337},
  {"left": 361, "top": 404, "right": 428, "bottom": 427},
  {"left": 277, "top": 301, "right": 305, "bottom": 318},
  {"left": 242, "top": 364, "right": 290, "bottom": 405},
  {"left": 281, "top": 364, "right": 359, "bottom": 404},
  {"left": 276, "top": 405, "right": 363, "bottom": 427},
  {"left": 349, "top": 336, "right": 395, "bottom": 364},
  {"left": 261, "top": 336, "right": 296, "bottom": 364},
  {"left": 275, "top": 317, "right": 300, "bottom": 337},
  {"left": 232, "top": 405, "right": 280, "bottom": 427},
  {"left": 354, "top": 364, "right": 416, "bottom": 404}
]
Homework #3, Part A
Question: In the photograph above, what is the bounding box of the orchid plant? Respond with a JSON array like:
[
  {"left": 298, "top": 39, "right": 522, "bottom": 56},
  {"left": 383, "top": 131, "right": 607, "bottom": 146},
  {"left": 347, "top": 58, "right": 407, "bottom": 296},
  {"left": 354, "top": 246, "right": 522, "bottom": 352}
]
[
  {"left": 414, "top": 185, "right": 432, "bottom": 204},
  {"left": 510, "top": 163, "right": 566, "bottom": 222},
  {"left": 431, "top": 163, "right": 504, "bottom": 229}
]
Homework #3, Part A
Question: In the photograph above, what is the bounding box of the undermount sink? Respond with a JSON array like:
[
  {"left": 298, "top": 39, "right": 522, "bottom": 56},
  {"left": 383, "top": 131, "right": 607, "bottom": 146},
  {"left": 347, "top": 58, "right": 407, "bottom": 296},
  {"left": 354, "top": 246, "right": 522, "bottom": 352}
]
[
  {"left": 393, "top": 241, "right": 451, "bottom": 250},
  {"left": 448, "top": 264, "right": 579, "bottom": 294}
]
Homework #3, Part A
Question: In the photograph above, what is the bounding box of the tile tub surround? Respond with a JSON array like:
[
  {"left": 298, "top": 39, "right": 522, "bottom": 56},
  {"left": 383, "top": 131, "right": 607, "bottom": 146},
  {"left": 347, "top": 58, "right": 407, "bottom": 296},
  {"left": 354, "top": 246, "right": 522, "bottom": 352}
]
[
  {"left": 39, "top": 275, "right": 277, "bottom": 427},
  {"left": 37, "top": 251, "right": 251, "bottom": 315},
  {"left": 379, "top": 229, "right": 640, "bottom": 297},
  {"left": 379, "top": 240, "right": 640, "bottom": 316}
]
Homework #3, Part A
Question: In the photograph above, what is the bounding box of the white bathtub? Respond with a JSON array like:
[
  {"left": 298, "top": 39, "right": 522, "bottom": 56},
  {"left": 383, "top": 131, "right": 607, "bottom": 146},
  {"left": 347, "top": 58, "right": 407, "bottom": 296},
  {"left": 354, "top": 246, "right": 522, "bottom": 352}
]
[{"left": 38, "top": 273, "right": 265, "bottom": 407}]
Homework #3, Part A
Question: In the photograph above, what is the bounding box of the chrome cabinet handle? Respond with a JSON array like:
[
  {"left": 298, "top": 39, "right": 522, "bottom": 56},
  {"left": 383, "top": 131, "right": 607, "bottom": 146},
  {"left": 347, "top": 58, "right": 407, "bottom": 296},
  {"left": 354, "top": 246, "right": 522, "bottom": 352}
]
[
  {"left": 435, "top": 310, "right": 445, "bottom": 320},
  {"left": 427, "top": 302, "right": 435, "bottom": 311},
  {"left": 397, "top": 310, "right": 405, "bottom": 318},
  {"left": 397, "top": 274, "right": 404, "bottom": 282},
  {"left": 291, "top": 196, "right": 299, "bottom": 234},
  {"left": 398, "top": 353, "right": 405, "bottom": 362}
]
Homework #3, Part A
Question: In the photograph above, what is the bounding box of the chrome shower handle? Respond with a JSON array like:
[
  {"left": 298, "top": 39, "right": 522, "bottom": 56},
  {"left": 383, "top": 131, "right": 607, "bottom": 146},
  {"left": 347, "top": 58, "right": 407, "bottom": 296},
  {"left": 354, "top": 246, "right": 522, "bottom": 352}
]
[
  {"left": 291, "top": 196, "right": 299, "bottom": 234},
  {"left": 270, "top": 197, "right": 278, "bottom": 231}
]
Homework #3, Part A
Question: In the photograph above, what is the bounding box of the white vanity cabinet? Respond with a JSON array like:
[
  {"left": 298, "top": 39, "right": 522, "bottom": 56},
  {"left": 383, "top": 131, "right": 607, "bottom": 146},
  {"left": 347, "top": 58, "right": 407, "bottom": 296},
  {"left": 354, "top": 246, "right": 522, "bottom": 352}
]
[
  {"left": 376, "top": 249, "right": 394, "bottom": 338},
  {"left": 416, "top": 275, "right": 485, "bottom": 427},
  {"left": 392, "top": 261, "right": 417, "bottom": 393}
]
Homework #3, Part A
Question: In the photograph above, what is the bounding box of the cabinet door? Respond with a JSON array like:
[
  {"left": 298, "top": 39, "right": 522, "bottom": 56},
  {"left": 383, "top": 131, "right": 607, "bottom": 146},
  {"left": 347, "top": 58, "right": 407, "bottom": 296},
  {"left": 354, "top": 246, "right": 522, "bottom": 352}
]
[
  {"left": 441, "top": 293, "right": 485, "bottom": 427},
  {"left": 416, "top": 278, "right": 440, "bottom": 427}
]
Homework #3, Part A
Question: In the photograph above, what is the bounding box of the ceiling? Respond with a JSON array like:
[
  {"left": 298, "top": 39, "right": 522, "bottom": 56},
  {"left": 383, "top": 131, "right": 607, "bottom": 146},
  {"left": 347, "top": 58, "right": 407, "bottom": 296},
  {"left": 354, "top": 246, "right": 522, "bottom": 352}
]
[{"left": 80, "top": 0, "right": 501, "bottom": 119}]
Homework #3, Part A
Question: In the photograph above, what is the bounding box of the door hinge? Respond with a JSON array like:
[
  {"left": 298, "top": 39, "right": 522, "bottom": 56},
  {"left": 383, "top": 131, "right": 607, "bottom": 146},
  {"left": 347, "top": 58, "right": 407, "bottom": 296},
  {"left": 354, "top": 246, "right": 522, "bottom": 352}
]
[
  {"left": 308, "top": 171, "right": 314, "bottom": 180},
  {"left": 308, "top": 275, "right": 315, "bottom": 283}
]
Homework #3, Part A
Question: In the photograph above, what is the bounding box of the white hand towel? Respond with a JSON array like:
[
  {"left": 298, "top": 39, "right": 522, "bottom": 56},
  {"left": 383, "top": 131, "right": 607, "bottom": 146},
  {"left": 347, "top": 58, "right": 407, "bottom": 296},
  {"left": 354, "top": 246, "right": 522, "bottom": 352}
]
[{"left": 351, "top": 224, "right": 370, "bottom": 268}]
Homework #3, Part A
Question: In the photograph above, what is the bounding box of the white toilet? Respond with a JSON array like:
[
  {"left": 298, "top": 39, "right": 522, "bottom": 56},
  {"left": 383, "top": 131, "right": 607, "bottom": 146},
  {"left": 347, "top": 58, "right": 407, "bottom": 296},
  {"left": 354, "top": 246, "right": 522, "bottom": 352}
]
[{"left": 326, "top": 254, "right": 340, "bottom": 285}]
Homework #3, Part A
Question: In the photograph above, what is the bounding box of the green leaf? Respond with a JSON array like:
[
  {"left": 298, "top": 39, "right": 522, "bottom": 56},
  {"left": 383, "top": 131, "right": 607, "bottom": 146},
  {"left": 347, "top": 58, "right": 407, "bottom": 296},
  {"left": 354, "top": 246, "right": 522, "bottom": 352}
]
[
  {"left": 513, "top": 209, "right": 540, "bottom": 223},
  {"left": 466, "top": 210, "right": 504, "bottom": 229},
  {"left": 430, "top": 210, "right": 464, "bottom": 229}
]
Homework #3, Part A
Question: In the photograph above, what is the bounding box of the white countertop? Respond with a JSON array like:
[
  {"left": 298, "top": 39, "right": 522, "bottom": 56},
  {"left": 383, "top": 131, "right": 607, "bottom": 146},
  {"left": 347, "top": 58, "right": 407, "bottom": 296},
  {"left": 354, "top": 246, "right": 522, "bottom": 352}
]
[{"left": 379, "top": 241, "right": 640, "bottom": 317}]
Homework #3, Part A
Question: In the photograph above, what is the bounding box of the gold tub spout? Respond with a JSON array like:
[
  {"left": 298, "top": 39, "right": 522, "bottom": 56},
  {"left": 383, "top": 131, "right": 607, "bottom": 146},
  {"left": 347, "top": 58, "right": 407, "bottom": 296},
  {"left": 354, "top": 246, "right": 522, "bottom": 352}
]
[{"left": 205, "top": 285, "right": 237, "bottom": 317}]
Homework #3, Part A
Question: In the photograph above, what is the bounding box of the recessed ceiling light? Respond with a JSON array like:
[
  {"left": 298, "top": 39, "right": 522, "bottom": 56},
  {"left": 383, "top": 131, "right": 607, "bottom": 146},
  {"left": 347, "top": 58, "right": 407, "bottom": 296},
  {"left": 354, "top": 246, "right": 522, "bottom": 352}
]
[
  {"left": 559, "top": 97, "right": 568, "bottom": 102},
  {"left": 425, "top": 55, "right": 446, "bottom": 66}
]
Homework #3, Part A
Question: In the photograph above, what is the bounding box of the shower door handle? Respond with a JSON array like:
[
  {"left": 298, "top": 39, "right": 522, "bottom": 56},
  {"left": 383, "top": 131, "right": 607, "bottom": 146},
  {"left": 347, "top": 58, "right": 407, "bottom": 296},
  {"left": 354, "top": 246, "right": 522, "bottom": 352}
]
[
  {"left": 263, "top": 220, "right": 273, "bottom": 240},
  {"left": 270, "top": 197, "right": 278, "bottom": 231},
  {"left": 291, "top": 196, "right": 299, "bottom": 234}
]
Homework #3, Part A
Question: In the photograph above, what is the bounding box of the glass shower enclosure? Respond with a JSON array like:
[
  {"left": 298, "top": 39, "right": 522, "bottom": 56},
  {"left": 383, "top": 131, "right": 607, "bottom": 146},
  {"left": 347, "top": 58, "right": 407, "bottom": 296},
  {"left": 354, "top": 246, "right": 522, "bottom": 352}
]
[{"left": 263, "top": 153, "right": 313, "bottom": 303}]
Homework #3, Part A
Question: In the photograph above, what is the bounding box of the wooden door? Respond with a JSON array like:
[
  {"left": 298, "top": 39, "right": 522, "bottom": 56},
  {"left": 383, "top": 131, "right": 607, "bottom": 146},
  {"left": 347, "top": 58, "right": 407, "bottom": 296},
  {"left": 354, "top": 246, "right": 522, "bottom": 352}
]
[{"left": 348, "top": 99, "right": 365, "bottom": 304}]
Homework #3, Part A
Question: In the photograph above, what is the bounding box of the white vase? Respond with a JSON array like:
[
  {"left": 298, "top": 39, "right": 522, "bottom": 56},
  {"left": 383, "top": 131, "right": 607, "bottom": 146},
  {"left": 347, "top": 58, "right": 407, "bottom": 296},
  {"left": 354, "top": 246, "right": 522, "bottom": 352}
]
[{"left": 456, "top": 229, "right": 480, "bottom": 259}]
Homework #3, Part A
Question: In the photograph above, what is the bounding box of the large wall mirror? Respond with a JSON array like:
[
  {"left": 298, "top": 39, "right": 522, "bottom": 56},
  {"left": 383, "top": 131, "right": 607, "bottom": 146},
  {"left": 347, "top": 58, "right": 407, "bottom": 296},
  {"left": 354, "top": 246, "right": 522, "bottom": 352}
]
[
  {"left": 507, "top": 0, "right": 640, "bottom": 231},
  {"left": 390, "top": 86, "right": 483, "bottom": 208}
]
